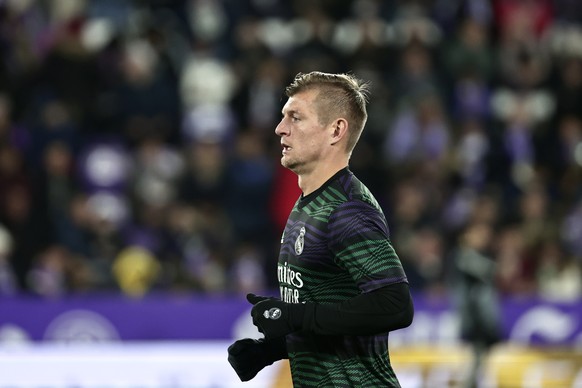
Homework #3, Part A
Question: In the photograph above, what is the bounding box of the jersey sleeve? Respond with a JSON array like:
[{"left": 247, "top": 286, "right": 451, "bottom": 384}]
[
  {"left": 301, "top": 282, "right": 414, "bottom": 335},
  {"left": 328, "top": 200, "right": 407, "bottom": 292}
]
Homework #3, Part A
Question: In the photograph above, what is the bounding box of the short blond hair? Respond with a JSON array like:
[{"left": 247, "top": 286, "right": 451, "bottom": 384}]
[{"left": 285, "top": 71, "right": 369, "bottom": 154}]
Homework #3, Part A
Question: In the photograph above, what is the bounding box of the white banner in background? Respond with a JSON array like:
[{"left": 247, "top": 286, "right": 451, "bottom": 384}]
[{"left": 0, "top": 341, "right": 280, "bottom": 388}]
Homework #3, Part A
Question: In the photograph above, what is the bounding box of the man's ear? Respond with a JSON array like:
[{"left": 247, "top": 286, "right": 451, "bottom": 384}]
[{"left": 330, "top": 118, "right": 348, "bottom": 146}]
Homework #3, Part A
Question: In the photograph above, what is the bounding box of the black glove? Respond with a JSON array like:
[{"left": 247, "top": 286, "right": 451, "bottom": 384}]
[
  {"left": 247, "top": 293, "right": 306, "bottom": 339},
  {"left": 227, "top": 337, "right": 287, "bottom": 382}
]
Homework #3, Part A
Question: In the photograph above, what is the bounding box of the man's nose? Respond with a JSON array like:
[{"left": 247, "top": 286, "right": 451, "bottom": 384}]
[{"left": 275, "top": 120, "right": 286, "bottom": 136}]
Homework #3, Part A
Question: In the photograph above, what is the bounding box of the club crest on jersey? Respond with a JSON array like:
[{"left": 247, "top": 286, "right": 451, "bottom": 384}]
[{"left": 295, "top": 226, "right": 306, "bottom": 255}]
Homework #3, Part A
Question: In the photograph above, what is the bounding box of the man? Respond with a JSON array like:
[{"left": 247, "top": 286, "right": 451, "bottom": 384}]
[
  {"left": 453, "top": 221, "right": 501, "bottom": 388},
  {"left": 228, "top": 71, "right": 413, "bottom": 387}
]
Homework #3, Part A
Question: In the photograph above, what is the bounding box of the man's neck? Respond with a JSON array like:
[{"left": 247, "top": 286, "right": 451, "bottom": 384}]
[{"left": 297, "top": 161, "right": 348, "bottom": 196}]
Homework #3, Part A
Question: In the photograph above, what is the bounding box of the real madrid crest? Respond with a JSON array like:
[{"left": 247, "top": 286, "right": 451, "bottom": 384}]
[{"left": 295, "top": 226, "right": 305, "bottom": 255}]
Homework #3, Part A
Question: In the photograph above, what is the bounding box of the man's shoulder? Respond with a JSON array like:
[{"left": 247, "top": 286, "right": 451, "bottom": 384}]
[{"left": 337, "top": 172, "right": 382, "bottom": 210}]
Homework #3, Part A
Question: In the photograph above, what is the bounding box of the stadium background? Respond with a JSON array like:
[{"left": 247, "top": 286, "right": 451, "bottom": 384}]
[{"left": 0, "top": 0, "right": 581, "bottom": 386}]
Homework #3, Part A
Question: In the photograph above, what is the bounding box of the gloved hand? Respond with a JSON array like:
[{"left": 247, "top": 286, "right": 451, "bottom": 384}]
[
  {"left": 227, "top": 337, "right": 286, "bottom": 381},
  {"left": 247, "top": 293, "right": 305, "bottom": 339}
]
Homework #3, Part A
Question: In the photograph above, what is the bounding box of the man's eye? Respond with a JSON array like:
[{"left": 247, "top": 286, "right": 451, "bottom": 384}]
[{"left": 291, "top": 116, "right": 300, "bottom": 122}]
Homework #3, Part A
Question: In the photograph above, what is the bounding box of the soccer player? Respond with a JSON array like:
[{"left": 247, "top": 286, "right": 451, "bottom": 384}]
[{"left": 228, "top": 71, "right": 413, "bottom": 387}]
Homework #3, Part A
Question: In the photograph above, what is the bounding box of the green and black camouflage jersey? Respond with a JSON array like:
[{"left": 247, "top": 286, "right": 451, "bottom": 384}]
[{"left": 278, "top": 167, "right": 408, "bottom": 388}]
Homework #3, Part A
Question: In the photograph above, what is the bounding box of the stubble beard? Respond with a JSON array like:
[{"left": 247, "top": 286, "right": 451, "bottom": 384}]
[{"left": 281, "top": 156, "right": 302, "bottom": 174}]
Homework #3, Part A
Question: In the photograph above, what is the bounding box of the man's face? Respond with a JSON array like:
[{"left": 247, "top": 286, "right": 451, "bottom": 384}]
[{"left": 275, "top": 89, "right": 329, "bottom": 174}]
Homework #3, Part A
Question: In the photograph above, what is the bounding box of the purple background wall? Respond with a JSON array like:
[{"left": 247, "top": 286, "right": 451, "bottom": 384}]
[{"left": 1, "top": 294, "right": 580, "bottom": 346}]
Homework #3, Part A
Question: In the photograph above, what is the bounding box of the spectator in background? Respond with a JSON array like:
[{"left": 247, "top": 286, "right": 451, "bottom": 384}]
[
  {"left": 130, "top": 133, "right": 184, "bottom": 211},
  {"left": 38, "top": 141, "right": 77, "bottom": 239},
  {"left": 0, "top": 224, "right": 17, "bottom": 295},
  {"left": 113, "top": 39, "right": 180, "bottom": 144},
  {"left": 224, "top": 130, "right": 274, "bottom": 249},
  {"left": 36, "top": 17, "right": 102, "bottom": 130},
  {"left": 384, "top": 92, "right": 450, "bottom": 168},
  {"left": 178, "top": 139, "right": 228, "bottom": 207},
  {"left": 451, "top": 119, "right": 490, "bottom": 189},
  {"left": 406, "top": 227, "right": 447, "bottom": 296},
  {"left": 444, "top": 17, "right": 495, "bottom": 83},
  {"left": 518, "top": 184, "right": 554, "bottom": 249},
  {"left": 27, "top": 246, "right": 68, "bottom": 298},
  {"left": 234, "top": 57, "right": 288, "bottom": 134},
  {"left": 495, "top": 222, "right": 537, "bottom": 296},
  {"left": 452, "top": 221, "right": 501, "bottom": 388},
  {"left": 562, "top": 199, "right": 582, "bottom": 258},
  {"left": 547, "top": 116, "right": 582, "bottom": 206},
  {"left": 0, "top": 145, "right": 52, "bottom": 290},
  {"left": 112, "top": 245, "right": 161, "bottom": 297},
  {"left": 536, "top": 237, "right": 582, "bottom": 301},
  {"left": 392, "top": 43, "right": 443, "bottom": 103},
  {"left": 229, "top": 242, "right": 267, "bottom": 295}
]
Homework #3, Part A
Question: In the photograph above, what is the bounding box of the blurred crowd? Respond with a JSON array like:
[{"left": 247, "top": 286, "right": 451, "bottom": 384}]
[{"left": 0, "top": 0, "right": 581, "bottom": 301}]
